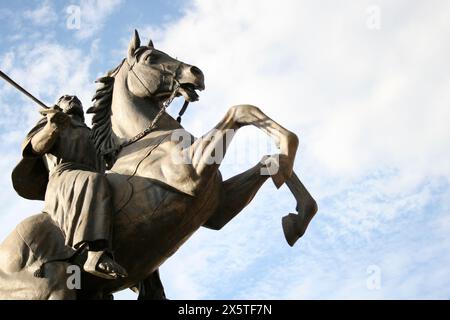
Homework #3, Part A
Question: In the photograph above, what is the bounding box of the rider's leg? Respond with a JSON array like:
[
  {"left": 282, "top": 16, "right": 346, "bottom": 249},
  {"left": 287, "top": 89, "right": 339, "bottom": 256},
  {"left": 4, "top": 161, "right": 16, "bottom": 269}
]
[{"left": 78, "top": 174, "right": 128, "bottom": 280}]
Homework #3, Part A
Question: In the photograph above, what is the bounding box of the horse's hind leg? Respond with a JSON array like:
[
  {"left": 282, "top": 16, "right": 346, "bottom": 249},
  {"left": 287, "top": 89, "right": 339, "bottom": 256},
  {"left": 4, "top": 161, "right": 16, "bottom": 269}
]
[
  {"left": 131, "top": 269, "right": 167, "bottom": 300},
  {"left": 203, "top": 157, "right": 270, "bottom": 230}
]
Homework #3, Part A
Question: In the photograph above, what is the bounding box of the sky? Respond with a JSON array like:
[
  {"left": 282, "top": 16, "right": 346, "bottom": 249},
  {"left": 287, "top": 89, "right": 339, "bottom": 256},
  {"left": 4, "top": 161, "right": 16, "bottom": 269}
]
[{"left": 0, "top": 0, "right": 449, "bottom": 300}]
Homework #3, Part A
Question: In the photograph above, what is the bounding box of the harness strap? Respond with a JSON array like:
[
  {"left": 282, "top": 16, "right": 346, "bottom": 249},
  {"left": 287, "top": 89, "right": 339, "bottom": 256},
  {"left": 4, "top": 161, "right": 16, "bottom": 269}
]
[
  {"left": 101, "top": 59, "right": 186, "bottom": 160},
  {"left": 101, "top": 87, "right": 178, "bottom": 158},
  {"left": 176, "top": 100, "right": 189, "bottom": 123}
]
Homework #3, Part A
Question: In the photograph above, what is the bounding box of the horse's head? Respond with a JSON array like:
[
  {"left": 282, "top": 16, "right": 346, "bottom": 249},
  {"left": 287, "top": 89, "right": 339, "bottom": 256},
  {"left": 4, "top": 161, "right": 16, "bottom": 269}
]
[
  {"left": 124, "top": 30, "right": 204, "bottom": 103},
  {"left": 88, "top": 30, "right": 205, "bottom": 168}
]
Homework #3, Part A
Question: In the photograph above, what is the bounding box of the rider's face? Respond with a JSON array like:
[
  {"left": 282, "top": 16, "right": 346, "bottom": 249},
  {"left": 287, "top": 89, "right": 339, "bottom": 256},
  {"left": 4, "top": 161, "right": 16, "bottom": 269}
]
[{"left": 57, "top": 95, "right": 84, "bottom": 118}]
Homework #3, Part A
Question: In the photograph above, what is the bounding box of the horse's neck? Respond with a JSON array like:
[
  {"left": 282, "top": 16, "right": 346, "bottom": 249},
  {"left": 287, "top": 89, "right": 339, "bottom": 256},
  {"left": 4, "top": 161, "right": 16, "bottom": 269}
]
[{"left": 110, "top": 68, "right": 180, "bottom": 142}]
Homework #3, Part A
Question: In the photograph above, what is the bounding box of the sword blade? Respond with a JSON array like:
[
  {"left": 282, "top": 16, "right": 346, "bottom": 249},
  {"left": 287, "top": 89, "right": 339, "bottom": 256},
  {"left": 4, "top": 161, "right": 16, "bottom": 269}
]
[{"left": 0, "top": 69, "right": 49, "bottom": 109}]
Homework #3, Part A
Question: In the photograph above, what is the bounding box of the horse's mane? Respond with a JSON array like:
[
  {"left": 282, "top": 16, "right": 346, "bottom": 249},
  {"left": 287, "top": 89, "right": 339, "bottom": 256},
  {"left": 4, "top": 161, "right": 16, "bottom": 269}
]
[{"left": 87, "top": 60, "right": 124, "bottom": 167}]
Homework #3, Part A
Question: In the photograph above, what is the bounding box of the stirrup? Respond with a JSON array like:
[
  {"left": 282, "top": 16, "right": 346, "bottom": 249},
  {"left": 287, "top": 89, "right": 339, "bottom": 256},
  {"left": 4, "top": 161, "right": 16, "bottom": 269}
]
[{"left": 83, "top": 250, "right": 118, "bottom": 280}]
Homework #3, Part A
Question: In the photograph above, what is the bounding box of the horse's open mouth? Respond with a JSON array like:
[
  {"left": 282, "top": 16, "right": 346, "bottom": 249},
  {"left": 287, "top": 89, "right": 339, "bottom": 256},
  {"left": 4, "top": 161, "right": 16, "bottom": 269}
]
[{"left": 178, "top": 83, "right": 201, "bottom": 102}]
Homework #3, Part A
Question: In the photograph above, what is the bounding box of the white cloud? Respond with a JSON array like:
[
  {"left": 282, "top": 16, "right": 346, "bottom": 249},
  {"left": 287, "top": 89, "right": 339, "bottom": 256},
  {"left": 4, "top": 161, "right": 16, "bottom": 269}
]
[
  {"left": 23, "top": 0, "right": 58, "bottom": 26},
  {"left": 73, "top": 0, "right": 123, "bottom": 40},
  {"left": 146, "top": 0, "right": 450, "bottom": 184},
  {"left": 130, "top": 0, "right": 450, "bottom": 299},
  {"left": 0, "top": 42, "right": 97, "bottom": 129}
]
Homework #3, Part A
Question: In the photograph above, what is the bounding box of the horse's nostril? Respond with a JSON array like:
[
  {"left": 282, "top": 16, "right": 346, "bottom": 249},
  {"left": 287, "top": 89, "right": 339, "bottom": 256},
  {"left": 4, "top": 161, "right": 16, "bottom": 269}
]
[{"left": 190, "top": 66, "right": 202, "bottom": 77}]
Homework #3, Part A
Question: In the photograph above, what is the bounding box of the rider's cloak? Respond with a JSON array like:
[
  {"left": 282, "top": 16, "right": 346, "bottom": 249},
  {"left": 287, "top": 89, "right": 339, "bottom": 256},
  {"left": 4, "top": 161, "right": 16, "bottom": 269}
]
[{"left": 11, "top": 117, "right": 112, "bottom": 248}]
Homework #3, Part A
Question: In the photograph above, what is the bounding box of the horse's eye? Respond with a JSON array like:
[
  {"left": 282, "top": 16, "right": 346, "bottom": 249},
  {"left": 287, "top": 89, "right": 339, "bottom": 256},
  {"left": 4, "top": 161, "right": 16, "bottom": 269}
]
[{"left": 146, "top": 53, "right": 155, "bottom": 64}]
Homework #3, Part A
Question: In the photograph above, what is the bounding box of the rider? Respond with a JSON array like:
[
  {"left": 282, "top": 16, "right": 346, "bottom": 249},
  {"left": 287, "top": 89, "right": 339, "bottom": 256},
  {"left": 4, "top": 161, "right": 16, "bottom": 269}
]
[{"left": 12, "top": 95, "right": 127, "bottom": 280}]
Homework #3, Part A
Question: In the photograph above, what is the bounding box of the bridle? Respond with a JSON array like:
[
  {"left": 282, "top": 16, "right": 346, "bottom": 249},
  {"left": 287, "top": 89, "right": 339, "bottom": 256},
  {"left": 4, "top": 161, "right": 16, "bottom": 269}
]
[{"left": 101, "top": 57, "right": 190, "bottom": 159}]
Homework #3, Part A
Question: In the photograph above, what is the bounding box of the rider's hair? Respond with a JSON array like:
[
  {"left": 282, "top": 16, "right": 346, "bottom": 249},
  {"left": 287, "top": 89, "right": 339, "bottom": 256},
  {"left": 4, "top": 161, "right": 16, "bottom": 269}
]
[{"left": 57, "top": 95, "right": 85, "bottom": 121}]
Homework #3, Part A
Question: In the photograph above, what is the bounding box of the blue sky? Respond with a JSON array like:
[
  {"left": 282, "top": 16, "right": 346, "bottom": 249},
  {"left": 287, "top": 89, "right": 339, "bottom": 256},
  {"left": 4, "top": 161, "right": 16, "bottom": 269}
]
[{"left": 1, "top": 0, "right": 449, "bottom": 299}]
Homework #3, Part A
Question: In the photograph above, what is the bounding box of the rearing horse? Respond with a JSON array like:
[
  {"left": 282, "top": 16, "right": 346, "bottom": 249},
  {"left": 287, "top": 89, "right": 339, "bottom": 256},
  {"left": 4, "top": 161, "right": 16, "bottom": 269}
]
[{"left": 0, "top": 30, "right": 317, "bottom": 299}]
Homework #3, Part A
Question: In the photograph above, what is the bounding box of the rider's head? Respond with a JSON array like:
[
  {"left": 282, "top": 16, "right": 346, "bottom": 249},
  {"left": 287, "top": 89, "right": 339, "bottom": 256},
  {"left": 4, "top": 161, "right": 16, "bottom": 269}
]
[{"left": 56, "top": 95, "right": 84, "bottom": 121}]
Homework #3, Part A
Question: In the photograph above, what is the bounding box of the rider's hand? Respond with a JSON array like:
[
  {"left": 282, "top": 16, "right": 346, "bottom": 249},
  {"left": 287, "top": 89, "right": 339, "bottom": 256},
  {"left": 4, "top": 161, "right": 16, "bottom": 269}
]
[{"left": 46, "top": 107, "right": 70, "bottom": 131}]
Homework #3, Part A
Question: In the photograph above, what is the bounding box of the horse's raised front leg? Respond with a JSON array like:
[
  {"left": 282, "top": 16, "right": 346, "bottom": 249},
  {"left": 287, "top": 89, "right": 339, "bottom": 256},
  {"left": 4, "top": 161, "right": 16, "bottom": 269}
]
[
  {"left": 203, "top": 157, "right": 318, "bottom": 247},
  {"left": 194, "top": 105, "right": 317, "bottom": 245},
  {"left": 188, "top": 105, "right": 299, "bottom": 188},
  {"left": 283, "top": 171, "right": 318, "bottom": 246}
]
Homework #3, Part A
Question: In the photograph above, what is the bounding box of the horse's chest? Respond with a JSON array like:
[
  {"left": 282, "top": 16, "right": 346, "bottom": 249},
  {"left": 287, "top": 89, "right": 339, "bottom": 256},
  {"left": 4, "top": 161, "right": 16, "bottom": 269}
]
[
  {"left": 145, "top": 142, "right": 203, "bottom": 195},
  {"left": 112, "top": 138, "right": 203, "bottom": 196}
]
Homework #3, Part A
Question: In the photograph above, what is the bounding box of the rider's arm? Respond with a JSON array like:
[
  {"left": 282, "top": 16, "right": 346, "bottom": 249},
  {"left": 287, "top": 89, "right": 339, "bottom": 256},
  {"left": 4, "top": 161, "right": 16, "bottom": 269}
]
[{"left": 30, "top": 111, "right": 70, "bottom": 155}]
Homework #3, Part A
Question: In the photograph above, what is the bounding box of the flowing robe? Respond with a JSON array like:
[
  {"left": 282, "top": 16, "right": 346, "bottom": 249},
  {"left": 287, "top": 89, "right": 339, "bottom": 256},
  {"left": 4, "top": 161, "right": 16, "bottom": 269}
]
[{"left": 12, "top": 117, "right": 112, "bottom": 248}]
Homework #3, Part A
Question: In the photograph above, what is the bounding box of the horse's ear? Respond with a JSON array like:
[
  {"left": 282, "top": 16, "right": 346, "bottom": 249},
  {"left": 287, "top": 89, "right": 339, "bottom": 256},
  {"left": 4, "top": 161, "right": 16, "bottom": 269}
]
[
  {"left": 148, "top": 39, "right": 154, "bottom": 48},
  {"left": 127, "top": 29, "right": 141, "bottom": 60}
]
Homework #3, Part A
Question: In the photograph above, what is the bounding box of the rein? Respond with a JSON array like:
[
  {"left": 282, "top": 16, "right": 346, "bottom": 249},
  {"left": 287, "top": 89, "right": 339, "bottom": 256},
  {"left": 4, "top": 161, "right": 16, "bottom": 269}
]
[{"left": 100, "top": 58, "right": 190, "bottom": 159}]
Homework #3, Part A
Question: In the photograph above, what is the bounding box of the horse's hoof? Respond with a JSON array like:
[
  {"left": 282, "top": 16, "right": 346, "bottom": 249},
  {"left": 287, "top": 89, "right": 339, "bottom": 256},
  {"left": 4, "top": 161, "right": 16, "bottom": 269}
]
[{"left": 282, "top": 213, "right": 303, "bottom": 247}]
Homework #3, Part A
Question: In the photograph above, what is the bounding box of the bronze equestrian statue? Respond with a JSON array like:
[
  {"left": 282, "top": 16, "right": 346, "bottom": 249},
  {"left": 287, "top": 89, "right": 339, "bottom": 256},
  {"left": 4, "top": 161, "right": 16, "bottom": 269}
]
[{"left": 0, "top": 30, "right": 317, "bottom": 299}]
